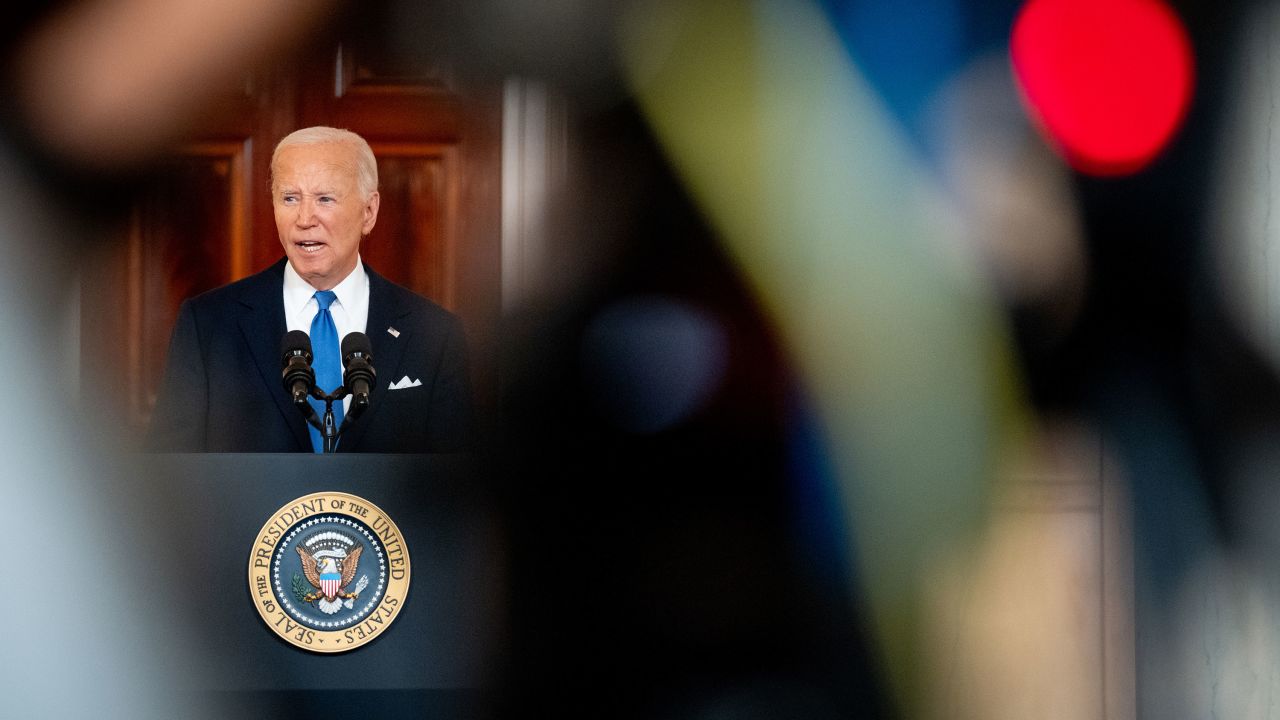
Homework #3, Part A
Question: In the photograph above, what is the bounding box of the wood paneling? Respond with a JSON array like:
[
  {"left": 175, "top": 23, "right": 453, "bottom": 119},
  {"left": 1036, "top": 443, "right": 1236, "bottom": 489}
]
[
  {"left": 129, "top": 141, "right": 253, "bottom": 424},
  {"left": 364, "top": 146, "right": 460, "bottom": 308}
]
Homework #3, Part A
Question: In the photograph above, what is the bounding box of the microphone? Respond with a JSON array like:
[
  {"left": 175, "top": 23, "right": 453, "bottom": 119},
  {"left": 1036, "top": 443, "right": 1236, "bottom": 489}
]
[
  {"left": 341, "top": 332, "right": 376, "bottom": 420},
  {"left": 280, "top": 330, "right": 316, "bottom": 408}
]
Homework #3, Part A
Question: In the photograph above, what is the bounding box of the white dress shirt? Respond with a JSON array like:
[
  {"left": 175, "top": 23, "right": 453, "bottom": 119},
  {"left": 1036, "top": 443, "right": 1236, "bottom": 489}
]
[{"left": 282, "top": 257, "right": 370, "bottom": 413}]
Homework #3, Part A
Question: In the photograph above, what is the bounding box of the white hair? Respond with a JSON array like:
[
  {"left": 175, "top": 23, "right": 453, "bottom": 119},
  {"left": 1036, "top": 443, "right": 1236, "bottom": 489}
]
[{"left": 270, "top": 126, "right": 378, "bottom": 198}]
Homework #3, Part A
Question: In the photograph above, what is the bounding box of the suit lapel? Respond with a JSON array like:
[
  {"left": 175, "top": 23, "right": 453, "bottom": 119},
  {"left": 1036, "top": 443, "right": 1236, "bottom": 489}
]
[
  {"left": 338, "top": 266, "right": 410, "bottom": 452},
  {"left": 238, "top": 259, "right": 311, "bottom": 452}
]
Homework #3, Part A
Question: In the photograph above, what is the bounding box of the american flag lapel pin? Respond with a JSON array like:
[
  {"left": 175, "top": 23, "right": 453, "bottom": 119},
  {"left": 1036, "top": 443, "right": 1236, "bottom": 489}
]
[{"left": 387, "top": 327, "right": 400, "bottom": 338}]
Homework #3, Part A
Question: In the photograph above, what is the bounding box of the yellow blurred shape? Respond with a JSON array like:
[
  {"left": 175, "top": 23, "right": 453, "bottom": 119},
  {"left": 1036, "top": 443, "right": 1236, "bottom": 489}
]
[
  {"left": 923, "top": 422, "right": 1133, "bottom": 719},
  {"left": 619, "top": 0, "right": 1032, "bottom": 713}
]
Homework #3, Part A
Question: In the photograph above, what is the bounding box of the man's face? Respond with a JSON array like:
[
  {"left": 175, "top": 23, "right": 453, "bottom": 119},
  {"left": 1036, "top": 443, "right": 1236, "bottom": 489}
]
[{"left": 272, "top": 142, "right": 379, "bottom": 290}]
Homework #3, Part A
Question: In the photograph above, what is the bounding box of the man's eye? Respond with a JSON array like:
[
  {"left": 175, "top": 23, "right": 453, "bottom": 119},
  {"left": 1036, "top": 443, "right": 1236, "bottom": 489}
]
[
  {"left": 281, "top": 195, "right": 298, "bottom": 204},
  {"left": 319, "top": 196, "right": 335, "bottom": 204}
]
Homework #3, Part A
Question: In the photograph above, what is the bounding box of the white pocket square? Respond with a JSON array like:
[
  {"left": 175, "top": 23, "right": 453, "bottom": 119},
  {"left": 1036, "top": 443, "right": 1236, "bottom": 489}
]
[{"left": 389, "top": 376, "right": 422, "bottom": 390}]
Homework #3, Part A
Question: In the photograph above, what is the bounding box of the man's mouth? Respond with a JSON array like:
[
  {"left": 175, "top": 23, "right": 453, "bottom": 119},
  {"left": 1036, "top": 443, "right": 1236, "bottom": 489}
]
[{"left": 296, "top": 240, "right": 326, "bottom": 254}]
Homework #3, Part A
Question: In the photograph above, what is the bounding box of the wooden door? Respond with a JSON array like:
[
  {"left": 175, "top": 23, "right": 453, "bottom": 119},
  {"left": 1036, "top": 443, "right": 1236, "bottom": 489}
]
[{"left": 82, "top": 35, "right": 502, "bottom": 442}]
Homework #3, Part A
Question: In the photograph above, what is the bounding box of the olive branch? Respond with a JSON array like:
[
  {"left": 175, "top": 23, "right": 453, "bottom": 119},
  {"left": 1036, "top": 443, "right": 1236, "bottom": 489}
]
[{"left": 291, "top": 573, "right": 318, "bottom": 603}]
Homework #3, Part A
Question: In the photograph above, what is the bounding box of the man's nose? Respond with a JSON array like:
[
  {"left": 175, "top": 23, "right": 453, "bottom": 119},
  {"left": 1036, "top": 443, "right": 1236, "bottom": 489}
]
[{"left": 296, "top": 198, "right": 317, "bottom": 226}]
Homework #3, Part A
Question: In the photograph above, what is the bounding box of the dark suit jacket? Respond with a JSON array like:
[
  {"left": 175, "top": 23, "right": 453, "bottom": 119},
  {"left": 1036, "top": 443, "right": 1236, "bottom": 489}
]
[{"left": 146, "top": 258, "right": 474, "bottom": 452}]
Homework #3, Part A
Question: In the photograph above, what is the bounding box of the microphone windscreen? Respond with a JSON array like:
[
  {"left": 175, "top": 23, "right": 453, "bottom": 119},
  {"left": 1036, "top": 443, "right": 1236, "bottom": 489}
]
[
  {"left": 341, "top": 332, "right": 373, "bottom": 365},
  {"left": 281, "top": 330, "right": 313, "bottom": 365}
]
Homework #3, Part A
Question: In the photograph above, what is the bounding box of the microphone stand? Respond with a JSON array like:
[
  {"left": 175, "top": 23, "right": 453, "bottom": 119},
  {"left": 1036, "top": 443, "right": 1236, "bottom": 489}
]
[{"left": 306, "top": 386, "right": 350, "bottom": 454}]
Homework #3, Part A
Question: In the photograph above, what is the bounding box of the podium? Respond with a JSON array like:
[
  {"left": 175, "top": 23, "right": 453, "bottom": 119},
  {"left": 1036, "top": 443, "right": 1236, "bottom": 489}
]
[{"left": 125, "top": 453, "right": 503, "bottom": 718}]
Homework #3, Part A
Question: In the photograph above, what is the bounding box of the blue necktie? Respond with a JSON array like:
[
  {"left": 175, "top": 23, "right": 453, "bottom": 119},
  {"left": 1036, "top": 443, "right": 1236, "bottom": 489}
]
[{"left": 308, "top": 290, "right": 344, "bottom": 452}]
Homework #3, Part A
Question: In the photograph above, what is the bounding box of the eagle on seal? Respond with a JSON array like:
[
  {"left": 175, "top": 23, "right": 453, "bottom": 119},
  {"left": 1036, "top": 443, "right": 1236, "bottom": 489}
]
[{"left": 297, "top": 543, "right": 364, "bottom": 614}]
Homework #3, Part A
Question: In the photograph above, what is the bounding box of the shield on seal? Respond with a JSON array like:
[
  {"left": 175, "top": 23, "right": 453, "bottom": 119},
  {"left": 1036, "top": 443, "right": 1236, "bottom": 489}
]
[
  {"left": 315, "top": 552, "right": 344, "bottom": 600},
  {"left": 320, "top": 571, "right": 341, "bottom": 599}
]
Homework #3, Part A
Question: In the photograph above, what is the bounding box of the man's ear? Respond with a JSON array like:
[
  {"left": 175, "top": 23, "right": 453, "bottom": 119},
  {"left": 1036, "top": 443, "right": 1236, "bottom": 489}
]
[{"left": 362, "top": 191, "right": 380, "bottom": 235}]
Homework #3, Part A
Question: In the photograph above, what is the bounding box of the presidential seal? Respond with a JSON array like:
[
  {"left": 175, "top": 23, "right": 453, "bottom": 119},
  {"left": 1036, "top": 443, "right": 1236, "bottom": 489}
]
[{"left": 248, "top": 492, "right": 410, "bottom": 653}]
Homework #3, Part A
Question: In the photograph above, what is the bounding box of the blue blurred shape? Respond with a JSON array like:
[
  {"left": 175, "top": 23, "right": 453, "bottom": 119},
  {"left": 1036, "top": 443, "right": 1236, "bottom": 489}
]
[
  {"left": 820, "top": 0, "right": 963, "bottom": 144},
  {"left": 818, "top": 0, "right": 1021, "bottom": 153},
  {"left": 581, "top": 295, "right": 728, "bottom": 434}
]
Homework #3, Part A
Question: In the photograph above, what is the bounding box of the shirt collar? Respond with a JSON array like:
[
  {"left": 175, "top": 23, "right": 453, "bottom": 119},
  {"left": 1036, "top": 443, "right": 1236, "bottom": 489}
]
[{"left": 282, "top": 257, "right": 367, "bottom": 312}]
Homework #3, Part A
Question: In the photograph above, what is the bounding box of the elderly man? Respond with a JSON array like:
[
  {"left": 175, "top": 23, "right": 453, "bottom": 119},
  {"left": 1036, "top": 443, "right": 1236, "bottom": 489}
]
[{"left": 147, "top": 126, "right": 474, "bottom": 453}]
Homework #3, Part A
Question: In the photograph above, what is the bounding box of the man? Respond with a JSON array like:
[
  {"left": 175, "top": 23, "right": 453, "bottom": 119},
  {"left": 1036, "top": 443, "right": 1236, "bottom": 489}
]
[{"left": 147, "top": 126, "right": 474, "bottom": 453}]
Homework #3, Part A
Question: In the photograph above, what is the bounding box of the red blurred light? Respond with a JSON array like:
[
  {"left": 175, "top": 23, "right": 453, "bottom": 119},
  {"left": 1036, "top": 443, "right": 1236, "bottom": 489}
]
[{"left": 1010, "top": 0, "right": 1194, "bottom": 176}]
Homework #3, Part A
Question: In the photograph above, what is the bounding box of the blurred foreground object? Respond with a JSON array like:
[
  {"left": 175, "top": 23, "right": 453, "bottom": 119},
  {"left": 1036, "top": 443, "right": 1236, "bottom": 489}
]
[
  {"left": 923, "top": 422, "right": 1134, "bottom": 720},
  {"left": 0, "top": 143, "right": 212, "bottom": 720},
  {"left": 1010, "top": 0, "right": 1195, "bottom": 176},
  {"left": 11, "top": 0, "right": 336, "bottom": 169},
  {"left": 0, "top": 0, "right": 342, "bottom": 716},
  {"left": 619, "top": 0, "right": 1030, "bottom": 713}
]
